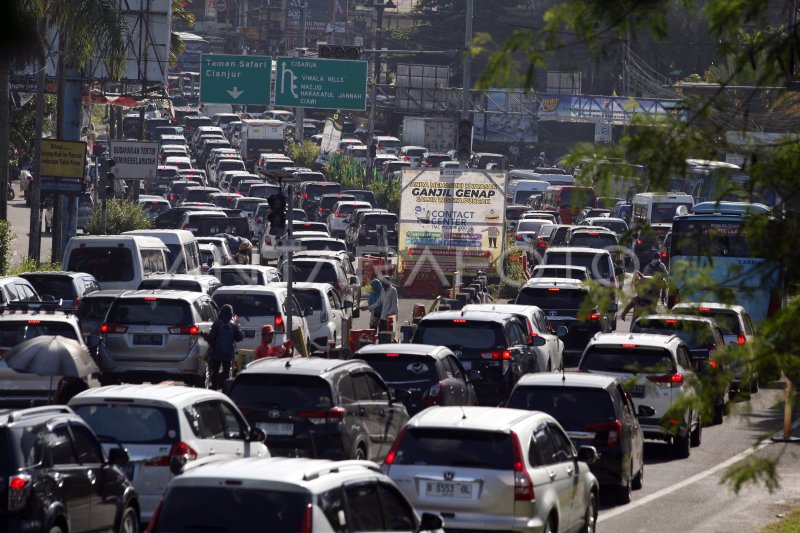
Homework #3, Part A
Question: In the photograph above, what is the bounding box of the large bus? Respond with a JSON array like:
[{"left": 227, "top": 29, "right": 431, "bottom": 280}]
[
  {"left": 173, "top": 32, "right": 210, "bottom": 73},
  {"left": 631, "top": 192, "right": 694, "bottom": 227},
  {"left": 668, "top": 201, "right": 780, "bottom": 324},
  {"left": 538, "top": 185, "right": 596, "bottom": 224},
  {"left": 671, "top": 159, "right": 780, "bottom": 208}
]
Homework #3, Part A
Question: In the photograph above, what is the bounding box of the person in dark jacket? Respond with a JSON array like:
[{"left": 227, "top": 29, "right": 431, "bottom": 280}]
[{"left": 203, "top": 303, "right": 243, "bottom": 390}]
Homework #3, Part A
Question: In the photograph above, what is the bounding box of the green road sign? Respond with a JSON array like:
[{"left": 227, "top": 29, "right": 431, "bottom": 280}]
[
  {"left": 275, "top": 57, "right": 367, "bottom": 111},
  {"left": 200, "top": 54, "right": 272, "bottom": 105}
]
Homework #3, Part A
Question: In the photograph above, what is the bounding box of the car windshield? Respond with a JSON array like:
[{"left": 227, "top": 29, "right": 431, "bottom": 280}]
[
  {"left": 212, "top": 293, "right": 278, "bottom": 317},
  {"left": 22, "top": 276, "right": 76, "bottom": 300},
  {"left": 143, "top": 201, "right": 170, "bottom": 217},
  {"left": 516, "top": 288, "right": 589, "bottom": 310},
  {"left": 321, "top": 195, "right": 355, "bottom": 209},
  {"left": 530, "top": 268, "right": 587, "bottom": 281},
  {"left": 593, "top": 220, "right": 628, "bottom": 234},
  {"left": 73, "top": 404, "right": 179, "bottom": 444},
  {"left": 414, "top": 320, "right": 504, "bottom": 351},
  {"left": 544, "top": 252, "right": 611, "bottom": 278},
  {"left": 306, "top": 184, "right": 342, "bottom": 198},
  {"left": 106, "top": 299, "right": 193, "bottom": 326},
  {"left": 363, "top": 215, "right": 397, "bottom": 228},
  {"left": 362, "top": 354, "right": 438, "bottom": 383},
  {"left": 673, "top": 309, "right": 741, "bottom": 336},
  {"left": 580, "top": 346, "right": 675, "bottom": 374},
  {"left": 508, "top": 386, "right": 614, "bottom": 430},
  {"left": 569, "top": 234, "right": 618, "bottom": 248},
  {"left": 65, "top": 247, "right": 134, "bottom": 282},
  {"left": 290, "top": 262, "right": 338, "bottom": 284},
  {"left": 77, "top": 297, "right": 115, "bottom": 322},
  {"left": 393, "top": 428, "right": 512, "bottom": 470},
  {"left": 154, "top": 487, "right": 310, "bottom": 532},
  {"left": 0, "top": 321, "right": 79, "bottom": 346},
  {"left": 297, "top": 240, "right": 346, "bottom": 253},
  {"left": 631, "top": 318, "right": 717, "bottom": 349},
  {"left": 229, "top": 374, "right": 333, "bottom": 410}
]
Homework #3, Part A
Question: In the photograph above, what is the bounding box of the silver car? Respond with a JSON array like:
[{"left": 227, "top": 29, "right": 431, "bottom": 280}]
[
  {"left": 98, "top": 290, "right": 217, "bottom": 386},
  {"left": 383, "top": 406, "right": 600, "bottom": 533}
]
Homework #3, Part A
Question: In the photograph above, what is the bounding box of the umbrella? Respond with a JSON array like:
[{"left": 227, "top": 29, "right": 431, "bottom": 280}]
[{"left": 3, "top": 335, "right": 99, "bottom": 378}]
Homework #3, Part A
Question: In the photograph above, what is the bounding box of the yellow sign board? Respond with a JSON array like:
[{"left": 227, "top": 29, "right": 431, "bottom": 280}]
[{"left": 41, "top": 139, "right": 86, "bottom": 179}]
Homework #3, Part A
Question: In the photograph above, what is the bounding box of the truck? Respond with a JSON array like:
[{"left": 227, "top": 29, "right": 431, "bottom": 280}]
[
  {"left": 401, "top": 116, "right": 456, "bottom": 153},
  {"left": 239, "top": 118, "right": 286, "bottom": 172}
]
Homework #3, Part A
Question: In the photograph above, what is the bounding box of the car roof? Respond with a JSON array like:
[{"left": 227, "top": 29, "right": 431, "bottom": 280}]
[
  {"left": 82, "top": 289, "right": 129, "bottom": 298},
  {"left": 634, "top": 314, "right": 719, "bottom": 326},
  {"left": 270, "top": 282, "right": 333, "bottom": 293},
  {"left": 420, "top": 310, "right": 518, "bottom": 323},
  {"left": 516, "top": 372, "right": 618, "bottom": 389},
  {"left": 213, "top": 285, "right": 283, "bottom": 295},
  {"left": 545, "top": 246, "right": 612, "bottom": 255},
  {"left": 141, "top": 274, "right": 218, "bottom": 283},
  {"left": 0, "top": 406, "right": 80, "bottom": 428},
  {"left": 407, "top": 406, "right": 546, "bottom": 432},
  {"left": 589, "top": 332, "right": 683, "bottom": 349},
  {"left": 115, "top": 289, "right": 208, "bottom": 301},
  {"left": 355, "top": 343, "right": 452, "bottom": 358},
  {"left": 70, "top": 384, "right": 231, "bottom": 408},
  {"left": 462, "top": 304, "right": 540, "bottom": 317},
  {"left": 243, "top": 357, "right": 367, "bottom": 375},
  {"left": 522, "top": 277, "right": 586, "bottom": 289},
  {"left": 671, "top": 302, "right": 748, "bottom": 314},
  {"left": 210, "top": 265, "right": 276, "bottom": 273}
]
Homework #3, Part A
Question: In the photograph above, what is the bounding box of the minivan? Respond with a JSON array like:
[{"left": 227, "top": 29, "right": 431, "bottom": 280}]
[
  {"left": 124, "top": 229, "right": 203, "bottom": 276},
  {"left": 62, "top": 235, "right": 170, "bottom": 290}
]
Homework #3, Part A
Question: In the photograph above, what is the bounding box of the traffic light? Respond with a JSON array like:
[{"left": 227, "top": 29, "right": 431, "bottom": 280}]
[
  {"left": 267, "top": 194, "right": 287, "bottom": 236},
  {"left": 457, "top": 119, "right": 472, "bottom": 162},
  {"left": 318, "top": 44, "right": 361, "bottom": 59},
  {"left": 99, "top": 158, "right": 116, "bottom": 199}
]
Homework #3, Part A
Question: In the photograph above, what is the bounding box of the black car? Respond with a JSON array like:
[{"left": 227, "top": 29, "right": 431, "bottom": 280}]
[
  {"left": 346, "top": 211, "right": 398, "bottom": 254},
  {"left": 19, "top": 271, "right": 100, "bottom": 311},
  {"left": 295, "top": 181, "right": 343, "bottom": 218},
  {"left": 342, "top": 189, "right": 377, "bottom": 207},
  {"left": 0, "top": 405, "right": 139, "bottom": 532},
  {"left": 515, "top": 278, "right": 614, "bottom": 364},
  {"left": 226, "top": 358, "right": 409, "bottom": 461},
  {"left": 412, "top": 310, "right": 539, "bottom": 406},
  {"left": 316, "top": 193, "right": 355, "bottom": 221},
  {"left": 508, "top": 372, "right": 646, "bottom": 504},
  {"left": 630, "top": 223, "right": 671, "bottom": 271},
  {"left": 356, "top": 344, "right": 479, "bottom": 416}
]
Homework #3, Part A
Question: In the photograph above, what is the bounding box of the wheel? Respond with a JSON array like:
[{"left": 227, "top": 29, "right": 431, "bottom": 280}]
[
  {"left": 544, "top": 515, "right": 556, "bottom": 533},
  {"left": 632, "top": 463, "right": 644, "bottom": 490},
  {"left": 690, "top": 415, "right": 702, "bottom": 447},
  {"left": 583, "top": 491, "right": 598, "bottom": 533},
  {"left": 750, "top": 374, "right": 759, "bottom": 394},
  {"left": 713, "top": 402, "right": 724, "bottom": 425},
  {"left": 615, "top": 476, "right": 632, "bottom": 504},
  {"left": 672, "top": 429, "right": 691, "bottom": 459},
  {"left": 49, "top": 526, "right": 65, "bottom": 533},
  {"left": 117, "top": 506, "right": 138, "bottom": 533},
  {"left": 353, "top": 444, "right": 367, "bottom": 460}
]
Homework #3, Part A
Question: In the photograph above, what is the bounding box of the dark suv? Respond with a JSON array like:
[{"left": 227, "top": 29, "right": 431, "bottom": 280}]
[
  {"left": 316, "top": 193, "right": 355, "bottom": 221},
  {"left": 19, "top": 271, "right": 100, "bottom": 311},
  {"left": 0, "top": 405, "right": 139, "bottom": 532},
  {"left": 226, "top": 358, "right": 409, "bottom": 461},
  {"left": 296, "top": 181, "right": 343, "bottom": 218},
  {"left": 412, "top": 310, "right": 538, "bottom": 406},
  {"left": 346, "top": 211, "right": 399, "bottom": 254}
]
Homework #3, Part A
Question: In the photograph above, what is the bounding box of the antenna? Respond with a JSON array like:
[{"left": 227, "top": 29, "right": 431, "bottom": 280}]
[
  {"left": 460, "top": 405, "right": 467, "bottom": 420},
  {"left": 285, "top": 360, "right": 292, "bottom": 368}
]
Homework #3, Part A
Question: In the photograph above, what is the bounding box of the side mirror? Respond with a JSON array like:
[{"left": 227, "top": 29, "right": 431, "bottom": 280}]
[
  {"left": 391, "top": 388, "right": 412, "bottom": 404},
  {"left": 348, "top": 275, "right": 359, "bottom": 285},
  {"left": 86, "top": 335, "right": 102, "bottom": 349},
  {"left": 555, "top": 325, "right": 568, "bottom": 337},
  {"left": 637, "top": 404, "right": 656, "bottom": 417},
  {"left": 577, "top": 445, "right": 599, "bottom": 465},
  {"left": 248, "top": 427, "right": 266, "bottom": 442},
  {"left": 107, "top": 447, "right": 129, "bottom": 466},
  {"left": 467, "top": 369, "right": 482, "bottom": 382},
  {"left": 419, "top": 512, "right": 444, "bottom": 530},
  {"left": 530, "top": 335, "right": 546, "bottom": 347}
]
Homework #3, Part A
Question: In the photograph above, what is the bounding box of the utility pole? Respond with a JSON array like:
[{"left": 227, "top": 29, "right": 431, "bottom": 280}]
[
  {"left": 285, "top": 183, "right": 294, "bottom": 341},
  {"left": 365, "top": 0, "right": 394, "bottom": 183},
  {"left": 28, "top": 26, "right": 46, "bottom": 264},
  {"left": 294, "top": 1, "right": 306, "bottom": 144},
  {"left": 462, "top": 0, "right": 473, "bottom": 119}
]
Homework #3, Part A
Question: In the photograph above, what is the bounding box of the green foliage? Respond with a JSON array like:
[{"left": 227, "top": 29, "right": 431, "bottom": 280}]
[
  {"left": 721, "top": 455, "right": 780, "bottom": 494},
  {"left": 760, "top": 505, "right": 800, "bottom": 532},
  {"left": 324, "top": 153, "right": 366, "bottom": 188},
  {"left": 84, "top": 199, "right": 152, "bottom": 235},
  {"left": 0, "top": 220, "right": 15, "bottom": 275},
  {"left": 10, "top": 95, "right": 57, "bottom": 157},
  {"left": 5, "top": 257, "right": 60, "bottom": 276},
  {"left": 289, "top": 141, "right": 321, "bottom": 169}
]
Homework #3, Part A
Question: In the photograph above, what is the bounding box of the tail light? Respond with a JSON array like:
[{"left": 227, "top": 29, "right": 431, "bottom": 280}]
[
  {"left": 274, "top": 315, "right": 285, "bottom": 333},
  {"left": 382, "top": 426, "right": 408, "bottom": 472},
  {"left": 647, "top": 373, "right": 684, "bottom": 388},
  {"left": 480, "top": 350, "right": 511, "bottom": 360},
  {"left": 304, "top": 193, "right": 309, "bottom": 199},
  {"left": 300, "top": 503, "right": 313, "bottom": 533},
  {"left": 72, "top": 296, "right": 81, "bottom": 308},
  {"left": 100, "top": 323, "right": 128, "bottom": 334},
  {"left": 537, "top": 239, "right": 547, "bottom": 248},
  {"left": 511, "top": 431, "right": 534, "bottom": 501},
  {"left": 636, "top": 239, "right": 643, "bottom": 246},
  {"left": 8, "top": 474, "right": 32, "bottom": 511},
  {"left": 298, "top": 406, "right": 346, "bottom": 424},
  {"left": 318, "top": 207, "right": 325, "bottom": 213},
  {"left": 422, "top": 381, "right": 443, "bottom": 406},
  {"left": 168, "top": 324, "right": 199, "bottom": 335},
  {"left": 585, "top": 420, "right": 622, "bottom": 447},
  {"left": 145, "top": 499, "right": 163, "bottom": 533},
  {"left": 144, "top": 441, "right": 198, "bottom": 467},
  {"left": 255, "top": 215, "right": 261, "bottom": 223},
  {"left": 516, "top": 235, "right": 524, "bottom": 241},
  {"left": 737, "top": 335, "right": 746, "bottom": 345},
  {"left": 661, "top": 251, "right": 668, "bottom": 260},
  {"left": 403, "top": 155, "right": 410, "bottom": 161},
  {"left": 582, "top": 313, "right": 601, "bottom": 321},
  {"left": 169, "top": 195, "right": 174, "bottom": 201}
]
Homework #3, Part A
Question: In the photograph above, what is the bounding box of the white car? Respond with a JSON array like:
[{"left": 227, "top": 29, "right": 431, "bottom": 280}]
[
  {"left": 69, "top": 384, "right": 270, "bottom": 523},
  {"left": 327, "top": 200, "right": 372, "bottom": 238},
  {"left": 270, "top": 282, "right": 352, "bottom": 352},
  {"left": 462, "top": 303, "right": 566, "bottom": 372},
  {"left": 383, "top": 406, "right": 600, "bottom": 533},
  {"left": 577, "top": 332, "right": 702, "bottom": 458},
  {"left": 163, "top": 156, "right": 193, "bottom": 171},
  {"left": 399, "top": 145, "right": 428, "bottom": 166}
]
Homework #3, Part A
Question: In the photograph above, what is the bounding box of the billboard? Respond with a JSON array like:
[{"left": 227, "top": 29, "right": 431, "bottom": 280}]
[
  {"left": 286, "top": 0, "right": 347, "bottom": 35},
  {"left": 399, "top": 169, "right": 507, "bottom": 280},
  {"left": 40, "top": 139, "right": 87, "bottom": 194}
]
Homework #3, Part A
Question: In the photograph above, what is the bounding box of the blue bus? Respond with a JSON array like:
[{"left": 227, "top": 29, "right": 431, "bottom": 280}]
[
  {"left": 668, "top": 201, "right": 781, "bottom": 324},
  {"left": 671, "top": 159, "right": 779, "bottom": 208},
  {"left": 173, "top": 31, "right": 210, "bottom": 73}
]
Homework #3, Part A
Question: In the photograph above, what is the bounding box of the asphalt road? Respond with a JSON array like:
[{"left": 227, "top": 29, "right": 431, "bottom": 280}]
[{"left": 7, "top": 183, "right": 53, "bottom": 266}]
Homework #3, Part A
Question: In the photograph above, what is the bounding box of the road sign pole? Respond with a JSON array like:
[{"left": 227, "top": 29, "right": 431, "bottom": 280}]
[
  {"left": 295, "top": 3, "right": 306, "bottom": 144},
  {"left": 286, "top": 184, "right": 294, "bottom": 345}
]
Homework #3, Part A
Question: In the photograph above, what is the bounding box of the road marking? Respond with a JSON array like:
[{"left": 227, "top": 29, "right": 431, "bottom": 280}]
[{"left": 598, "top": 416, "right": 800, "bottom": 523}]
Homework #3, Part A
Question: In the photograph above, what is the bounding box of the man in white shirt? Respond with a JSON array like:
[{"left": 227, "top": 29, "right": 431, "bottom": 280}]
[{"left": 378, "top": 275, "right": 398, "bottom": 332}]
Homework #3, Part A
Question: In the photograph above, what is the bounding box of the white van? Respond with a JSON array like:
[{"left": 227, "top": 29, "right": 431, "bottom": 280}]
[
  {"left": 62, "top": 235, "right": 169, "bottom": 290},
  {"left": 507, "top": 179, "right": 550, "bottom": 205},
  {"left": 631, "top": 192, "right": 694, "bottom": 226},
  {"left": 123, "top": 229, "right": 203, "bottom": 276}
]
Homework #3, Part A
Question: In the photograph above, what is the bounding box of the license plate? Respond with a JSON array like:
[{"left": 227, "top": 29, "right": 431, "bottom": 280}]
[
  {"left": 120, "top": 463, "right": 135, "bottom": 481},
  {"left": 424, "top": 481, "right": 474, "bottom": 499},
  {"left": 133, "top": 334, "right": 162, "bottom": 345},
  {"left": 257, "top": 422, "right": 294, "bottom": 436},
  {"left": 632, "top": 385, "right": 646, "bottom": 398},
  {"left": 244, "top": 330, "right": 256, "bottom": 338}
]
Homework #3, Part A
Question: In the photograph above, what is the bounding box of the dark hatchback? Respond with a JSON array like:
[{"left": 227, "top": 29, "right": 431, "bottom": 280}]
[
  {"left": 412, "top": 310, "right": 538, "bottom": 406},
  {"left": 355, "top": 344, "right": 479, "bottom": 416},
  {"left": 508, "top": 372, "right": 645, "bottom": 504},
  {"left": 0, "top": 406, "right": 139, "bottom": 533},
  {"left": 226, "top": 358, "right": 408, "bottom": 462}
]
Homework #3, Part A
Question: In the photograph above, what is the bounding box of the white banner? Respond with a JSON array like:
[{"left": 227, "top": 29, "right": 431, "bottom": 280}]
[{"left": 108, "top": 140, "right": 159, "bottom": 180}]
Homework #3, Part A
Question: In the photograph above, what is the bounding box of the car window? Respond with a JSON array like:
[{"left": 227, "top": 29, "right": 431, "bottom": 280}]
[
  {"left": 378, "top": 483, "right": 416, "bottom": 531},
  {"left": 392, "top": 428, "right": 512, "bottom": 469},
  {"left": 364, "top": 372, "right": 389, "bottom": 401},
  {"left": 106, "top": 298, "right": 193, "bottom": 326},
  {"left": 212, "top": 292, "right": 278, "bottom": 316},
  {"left": 318, "top": 487, "right": 346, "bottom": 531},
  {"left": 47, "top": 425, "right": 77, "bottom": 465},
  {"left": 66, "top": 247, "right": 134, "bottom": 282},
  {"left": 547, "top": 423, "right": 575, "bottom": 462},
  {"left": 414, "top": 320, "right": 505, "bottom": 351},
  {"left": 516, "top": 287, "right": 589, "bottom": 310},
  {"left": 328, "top": 290, "right": 342, "bottom": 310},
  {"left": 338, "top": 374, "right": 357, "bottom": 404},
  {"left": 16, "top": 284, "right": 38, "bottom": 301},
  {"left": 228, "top": 374, "right": 334, "bottom": 410},
  {"left": 0, "top": 320, "right": 80, "bottom": 346},
  {"left": 74, "top": 403, "right": 178, "bottom": 445},
  {"left": 141, "top": 249, "right": 168, "bottom": 275},
  {"left": 21, "top": 276, "right": 76, "bottom": 300},
  {"left": 69, "top": 423, "right": 104, "bottom": 464},
  {"left": 351, "top": 374, "right": 372, "bottom": 402},
  {"left": 579, "top": 346, "right": 675, "bottom": 374},
  {"left": 532, "top": 423, "right": 557, "bottom": 466},
  {"left": 743, "top": 313, "right": 754, "bottom": 336},
  {"left": 677, "top": 346, "right": 692, "bottom": 370},
  {"left": 218, "top": 401, "right": 247, "bottom": 440},
  {"left": 345, "top": 483, "right": 384, "bottom": 531},
  {"left": 508, "top": 386, "right": 615, "bottom": 430},
  {"left": 187, "top": 402, "right": 225, "bottom": 439},
  {"left": 362, "top": 354, "right": 438, "bottom": 383}
]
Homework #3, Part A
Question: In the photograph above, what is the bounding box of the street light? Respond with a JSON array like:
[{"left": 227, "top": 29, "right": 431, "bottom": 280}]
[{"left": 363, "top": 0, "right": 396, "bottom": 183}]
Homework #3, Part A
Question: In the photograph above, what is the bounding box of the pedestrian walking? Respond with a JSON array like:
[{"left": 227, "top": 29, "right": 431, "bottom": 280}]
[
  {"left": 360, "top": 278, "right": 384, "bottom": 330},
  {"left": 378, "top": 276, "right": 398, "bottom": 332},
  {"left": 643, "top": 252, "right": 669, "bottom": 304},
  {"left": 203, "top": 304, "right": 243, "bottom": 389}
]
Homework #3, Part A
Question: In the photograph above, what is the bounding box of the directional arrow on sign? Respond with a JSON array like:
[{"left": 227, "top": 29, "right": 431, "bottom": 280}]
[{"left": 227, "top": 87, "right": 244, "bottom": 99}]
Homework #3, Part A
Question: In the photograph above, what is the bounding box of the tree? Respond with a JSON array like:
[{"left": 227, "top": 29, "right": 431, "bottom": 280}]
[
  {"left": 84, "top": 199, "right": 152, "bottom": 235},
  {"left": 477, "top": 0, "right": 799, "bottom": 493}
]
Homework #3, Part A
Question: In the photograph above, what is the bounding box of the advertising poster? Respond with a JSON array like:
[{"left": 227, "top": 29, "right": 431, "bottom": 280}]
[{"left": 399, "top": 169, "right": 507, "bottom": 281}]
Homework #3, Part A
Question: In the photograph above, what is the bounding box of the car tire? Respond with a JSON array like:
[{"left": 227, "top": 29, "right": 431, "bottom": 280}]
[
  {"left": 544, "top": 515, "right": 556, "bottom": 533},
  {"left": 615, "top": 477, "right": 632, "bottom": 504},
  {"left": 583, "top": 491, "right": 598, "bottom": 533},
  {"left": 713, "top": 403, "right": 724, "bottom": 425},
  {"left": 672, "top": 429, "right": 691, "bottom": 459},
  {"left": 49, "top": 526, "right": 65, "bottom": 533},
  {"left": 117, "top": 506, "right": 138, "bottom": 533},
  {"left": 632, "top": 463, "right": 644, "bottom": 490},
  {"left": 690, "top": 417, "right": 702, "bottom": 447},
  {"left": 353, "top": 444, "right": 367, "bottom": 461}
]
